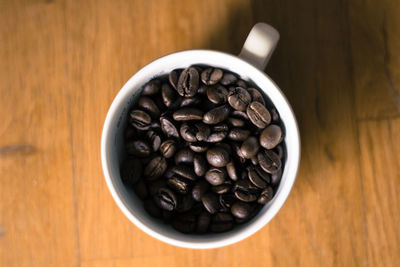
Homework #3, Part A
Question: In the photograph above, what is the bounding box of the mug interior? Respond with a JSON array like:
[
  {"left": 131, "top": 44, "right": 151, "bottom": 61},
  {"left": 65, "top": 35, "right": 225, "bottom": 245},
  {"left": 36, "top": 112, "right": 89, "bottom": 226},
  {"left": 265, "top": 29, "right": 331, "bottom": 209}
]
[{"left": 101, "top": 50, "right": 300, "bottom": 248}]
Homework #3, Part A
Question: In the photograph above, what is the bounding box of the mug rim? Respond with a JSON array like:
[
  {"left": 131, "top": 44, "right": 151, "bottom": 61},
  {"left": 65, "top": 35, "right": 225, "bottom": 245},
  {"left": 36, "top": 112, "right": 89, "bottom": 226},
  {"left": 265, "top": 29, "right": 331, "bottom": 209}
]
[{"left": 101, "top": 49, "right": 301, "bottom": 249}]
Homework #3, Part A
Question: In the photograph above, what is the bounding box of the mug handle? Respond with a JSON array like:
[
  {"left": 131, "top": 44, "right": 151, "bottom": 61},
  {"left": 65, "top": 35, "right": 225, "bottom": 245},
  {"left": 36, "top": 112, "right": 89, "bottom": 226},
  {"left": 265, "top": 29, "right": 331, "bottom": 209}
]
[{"left": 238, "top": 23, "right": 280, "bottom": 70}]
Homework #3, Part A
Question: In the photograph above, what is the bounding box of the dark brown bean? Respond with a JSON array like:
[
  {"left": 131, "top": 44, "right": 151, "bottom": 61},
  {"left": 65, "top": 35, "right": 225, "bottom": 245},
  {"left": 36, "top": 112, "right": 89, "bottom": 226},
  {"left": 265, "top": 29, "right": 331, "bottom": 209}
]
[
  {"left": 228, "top": 87, "right": 252, "bottom": 111},
  {"left": 146, "top": 130, "right": 161, "bottom": 152},
  {"left": 247, "top": 101, "right": 271, "bottom": 128},
  {"left": 211, "top": 182, "right": 231, "bottom": 194},
  {"left": 206, "top": 146, "right": 230, "bottom": 167},
  {"left": 161, "top": 83, "right": 177, "bottom": 108},
  {"left": 177, "top": 67, "right": 199, "bottom": 97},
  {"left": 201, "top": 193, "right": 220, "bottom": 214},
  {"left": 228, "top": 117, "right": 245, "bottom": 127},
  {"left": 168, "top": 70, "right": 179, "bottom": 89},
  {"left": 260, "top": 124, "right": 283, "bottom": 149},
  {"left": 248, "top": 166, "right": 268, "bottom": 189},
  {"left": 174, "top": 148, "right": 194, "bottom": 165},
  {"left": 189, "top": 142, "right": 209, "bottom": 153},
  {"left": 228, "top": 128, "right": 250, "bottom": 141},
  {"left": 206, "top": 85, "right": 228, "bottom": 104},
  {"left": 159, "top": 139, "right": 177, "bottom": 158},
  {"left": 220, "top": 73, "right": 237, "bottom": 86},
  {"left": 173, "top": 107, "right": 204, "bottom": 121},
  {"left": 270, "top": 108, "right": 280, "bottom": 122},
  {"left": 203, "top": 104, "right": 231, "bottom": 125},
  {"left": 160, "top": 116, "right": 179, "bottom": 138},
  {"left": 155, "top": 187, "right": 177, "bottom": 211},
  {"left": 180, "top": 123, "right": 197, "bottom": 142},
  {"left": 144, "top": 156, "right": 167, "bottom": 180},
  {"left": 138, "top": 96, "right": 160, "bottom": 119},
  {"left": 236, "top": 80, "right": 247, "bottom": 89},
  {"left": 192, "top": 180, "right": 210, "bottom": 202},
  {"left": 226, "top": 161, "right": 239, "bottom": 181},
  {"left": 240, "top": 136, "right": 260, "bottom": 159},
  {"left": 231, "top": 201, "right": 253, "bottom": 219},
  {"left": 271, "top": 168, "right": 282, "bottom": 186},
  {"left": 247, "top": 88, "right": 265, "bottom": 105},
  {"left": 205, "top": 167, "right": 227, "bottom": 186},
  {"left": 180, "top": 96, "right": 201, "bottom": 107},
  {"left": 219, "top": 194, "right": 236, "bottom": 210},
  {"left": 129, "top": 109, "right": 152, "bottom": 130},
  {"left": 167, "top": 176, "right": 191, "bottom": 194},
  {"left": 169, "top": 165, "right": 197, "bottom": 181},
  {"left": 233, "top": 180, "right": 259, "bottom": 202},
  {"left": 257, "top": 149, "right": 282, "bottom": 174},
  {"left": 147, "top": 179, "right": 167, "bottom": 196},
  {"left": 258, "top": 186, "right": 274, "bottom": 204},
  {"left": 142, "top": 80, "right": 161, "bottom": 95},
  {"left": 193, "top": 154, "right": 207, "bottom": 176},
  {"left": 201, "top": 68, "right": 223, "bottom": 85},
  {"left": 194, "top": 122, "right": 211, "bottom": 142},
  {"left": 125, "top": 140, "right": 151, "bottom": 157}
]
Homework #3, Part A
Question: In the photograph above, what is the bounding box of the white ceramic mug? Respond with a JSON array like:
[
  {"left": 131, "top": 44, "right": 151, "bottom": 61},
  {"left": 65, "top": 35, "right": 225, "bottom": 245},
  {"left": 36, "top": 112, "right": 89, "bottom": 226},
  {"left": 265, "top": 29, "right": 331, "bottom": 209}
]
[{"left": 101, "top": 23, "right": 300, "bottom": 249}]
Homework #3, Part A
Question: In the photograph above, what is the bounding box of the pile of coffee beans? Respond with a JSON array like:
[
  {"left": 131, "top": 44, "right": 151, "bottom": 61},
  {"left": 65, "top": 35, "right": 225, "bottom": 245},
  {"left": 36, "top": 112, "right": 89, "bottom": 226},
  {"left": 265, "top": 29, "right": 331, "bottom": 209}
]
[{"left": 121, "top": 66, "right": 285, "bottom": 234}]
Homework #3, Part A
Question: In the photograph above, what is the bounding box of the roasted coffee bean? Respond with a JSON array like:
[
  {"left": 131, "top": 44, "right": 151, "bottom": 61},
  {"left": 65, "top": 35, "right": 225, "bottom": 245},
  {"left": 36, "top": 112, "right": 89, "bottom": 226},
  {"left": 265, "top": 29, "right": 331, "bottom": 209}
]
[
  {"left": 174, "top": 148, "right": 194, "bottom": 165},
  {"left": 129, "top": 109, "right": 152, "bottom": 130},
  {"left": 138, "top": 96, "right": 160, "bottom": 119},
  {"left": 254, "top": 165, "right": 271, "bottom": 184},
  {"left": 231, "top": 110, "right": 249, "bottom": 121},
  {"left": 226, "top": 161, "right": 239, "bottom": 181},
  {"left": 271, "top": 108, "right": 280, "bottom": 122},
  {"left": 126, "top": 140, "right": 151, "bottom": 157},
  {"left": 196, "top": 212, "right": 211, "bottom": 233},
  {"left": 159, "top": 139, "right": 177, "bottom": 158},
  {"left": 247, "top": 101, "right": 271, "bottom": 128},
  {"left": 160, "top": 116, "right": 179, "bottom": 138},
  {"left": 275, "top": 145, "right": 284, "bottom": 159},
  {"left": 233, "top": 179, "right": 259, "bottom": 202},
  {"left": 228, "top": 117, "right": 245, "bottom": 127},
  {"left": 192, "top": 180, "right": 210, "bottom": 202},
  {"left": 236, "top": 79, "right": 247, "bottom": 88},
  {"left": 180, "top": 96, "right": 201, "bottom": 107},
  {"left": 231, "top": 142, "right": 246, "bottom": 163},
  {"left": 271, "top": 168, "right": 282, "bottom": 186},
  {"left": 205, "top": 167, "right": 227, "bottom": 186},
  {"left": 240, "top": 136, "right": 260, "bottom": 159},
  {"left": 180, "top": 123, "right": 197, "bottom": 142},
  {"left": 216, "top": 142, "right": 232, "bottom": 154},
  {"left": 260, "top": 124, "right": 283, "bottom": 149},
  {"left": 142, "top": 79, "right": 161, "bottom": 95},
  {"left": 220, "top": 73, "right": 237, "bottom": 86},
  {"left": 203, "top": 104, "right": 231, "bottom": 125},
  {"left": 120, "top": 158, "right": 142, "bottom": 185},
  {"left": 148, "top": 179, "right": 167, "bottom": 196},
  {"left": 258, "top": 186, "right": 274, "bottom": 204},
  {"left": 206, "top": 85, "right": 228, "bottom": 104},
  {"left": 251, "top": 155, "right": 258, "bottom": 165},
  {"left": 248, "top": 166, "right": 268, "bottom": 189},
  {"left": 211, "top": 182, "right": 231, "bottom": 194},
  {"left": 231, "top": 201, "right": 253, "bottom": 219},
  {"left": 155, "top": 187, "right": 177, "bottom": 211},
  {"left": 144, "top": 198, "right": 162, "bottom": 218},
  {"left": 228, "top": 87, "right": 252, "bottom": 111},
  {"left": 177, "top": 67, "right": 199, "bottom": 97},
  {"left": 219, "top": 194, "right": 236, "bottom": 210},
  {"left": 194, "top": 122, "right": 210, "bottom": 142},
  {"left": 169, "top": 165, "right": 197, "bottom": 181},
  {"left": 206, "top": 124, "right": 228, "bottom": 142},
  {"left": 169, "top": 70, "right": 179, "bottom": 89},
  {"left": 228, "top": 128, "right": 250, "bottom": 141},
  {"left": 206, "top": 146, "right": 230, "bottom": 167},
  {"left": 168, "top": 176, "right": 191, "bottom": 194},
  {"left": 189, "top": 142, "right": 209, "bottom": 153},
  {"left": 201, "top": 193, "right": 220, "bottom": 214},
  {"left": 198, "top": 85, "right": 207, "bottom": 94},
  {"left": 172, "top": 212, "right": 196, "bottom": 233},
  {"left": 146, "top": 130, "right": 161, "bottom": 152},
  {"left": 144, "top": 156, "right": 167, "bottom": 180},
  {"left": 193, "top": 154, "right": 208, "bottom": 176},
  {"left": 257, "top": 149, "right": 282, "bottom": 174},
  {"left": 201, "top": 67, "right": 223, "bottom": 85},
  {"left": 173, "top": 107, "right": 203, "bottom": 121},
  {"left": 210, "top": 212, "right": 234, "bottom": 233},
  {"left": 134, "top": 179, "right": 148, "bottom": 200},
  {"left": 161, "top": 83, "right": 177, "bottom": 108},
  {"left": 247, "top": 88, "right": 265, "bottom": 105},
  {"left": 177, "top": 194, "right": 194, "bottom": 213}
]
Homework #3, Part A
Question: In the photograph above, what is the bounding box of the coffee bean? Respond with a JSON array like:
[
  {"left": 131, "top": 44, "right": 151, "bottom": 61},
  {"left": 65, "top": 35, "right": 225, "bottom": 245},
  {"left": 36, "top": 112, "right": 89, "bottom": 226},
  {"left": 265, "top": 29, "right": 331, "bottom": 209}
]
[
  {"left": 228, "top": 87, "right": 252, "bottom": 111},
  {"left": 129, "top": 109, "right": 152, "bottom": 130},
  {"left": 201, "top": 193, "right": 220, "bottom": 214},
  {"left": 206, "top": 147, "right": 230, "bottom": 167},
  {"left": 173, "top": 107, "right": 203, "bottom": 121},
  {"left": 260, "top": 124, "right": 283, "bottom": 149},
  {"left": 148, "top": 179, "right": 167, "bottom": 196},
  {"left": 170, "top": 165, "right": 197, "bottom": 181},
  {"left": 120, "top": 158, "right": 142, "bottom": 185},
  {"left": 211, "top": 182, "right": 231, "bottom": 194},
  {"left": 271, "top": 168, "right": 282, "bottom": 186},
  {"left": 155, "top": 187, "right": 177, "bottom": 211},
  {"left": 198, "top": 85, "right": 207, "bottom": 94},
  {"left": 172, "top": 212, "right": 196, "bottom": 233},
  {"left": 177, "top": 67, "right": 199, "bottom": 97},
  {"left": 146, "top": 130, "right": 161, "bottom": 152},
  {"left": 194, "top": 122, "right": 211, "bottom": 142},
  {"left": 189, "top": 142, "right": 209, "bottom": 153},
  {"left": 226, "top": 161, "right": 239, "bottom": 181},
  {"left": 144, "top": 156, "right": 167, "bottom": 180},
  {"left": 236, "top": 79, "right": 247, "bottom": 89},
  {"left": 220, "top": 73, "right": 238, "bottom": 86},
  {"left": 203, "top": 104, "right": 231, "bottom": 125},
  {"left": 192, "top": 180, "right": 210, "bottom": 202},
  {"left": 219, "top": 194, "right": 236, "bottom": 210},
  {"left": 275, "top": 145, "right": 284, "bottom": 159},
  {"left": 270, "top": 108, "right": 280, "bottom": 122},
  {"left": 201, "top": 67, "right": 223, "bottom": 85},
  {"left": 228, "top": 117, "right": 245, "bottom": 127},
  {"left": 138, "top": 96, "right": 160, "bottom": 119},
  {"left": 169, "top": 70, "right": 179, "bottom": 89},
  {"left": 180, "top": 96, "right": 201, "bottom": 107},
  {"left": 180, "top": 123, "right": 197, "bottom": 142},
  {"left": 231, "top": 142, "right": 246, "bottom": 163},
  {"left": 168, "top": 176, "right": 191, "bottom": 194},
  {"left": 174, "top": 148, "right": 194, "bottom": 165},
  {"left": 159, "top": 139, "right": 177, "bottom": 158},
  {"left": 210, "top": 212, "right": 234, "bottom": 232},
  {"left": 160, "top": 116, "right": 179, "bottom": 138},
  {"left": 206, "top": 85, "right": 228, "bottom": 104},
  {"left": 231, "top": 201, "right": 253, "bottom": 219},
  {"left": 125, "top": 140, "right": 151, "bottom": 157},
  {"left": 257, "top": 149, "right": 282, "bottom": 174},
  {"left": 258, "top": 186, "right": 274, "bottom": 204},
  {"left": 142, "top": 79, "right": 161, "bottom": 95},
  {"left": 161, "top": 83, "right": 177, "bottom": 108},
  {"left": 247, "top": 88, "right": 265, "bottom": 105},
  {"left": 251, "top": 155, "right": 258, "bottom": 165},
  {"left": 196, "top": 212, "right": 211, "bottom": 233},
  {"left": 193, "top": 154, "right": 207, "bottom": 176},
  {"left": 177, "top": 194, "right": 194, "bottom": 213},
  {"left": 248, "top": 166, "right": 268, "bottom": 189},
  {"left": 205, "top": 167, "right": 227, "bottom": 186},
  {"left": 228, "top": 128, "right": 250, "bottom": 141},
  {"left": 240, "top": 136, "right": 260, "bottom": 159},
  {"left": 206, "top": 124, "right": 228, "bottom": 142},
  {"left": 144, "top": 198, "right": 162, "bottom": 218},
  {"left": 255, "top": 165, "right": 271, "bottom": 184},
  {"left": 233, "top": 179, "right": 259, "bottom": 202},
  {"left": 247, "top": 101, "right": 271, "bottom": 128}
]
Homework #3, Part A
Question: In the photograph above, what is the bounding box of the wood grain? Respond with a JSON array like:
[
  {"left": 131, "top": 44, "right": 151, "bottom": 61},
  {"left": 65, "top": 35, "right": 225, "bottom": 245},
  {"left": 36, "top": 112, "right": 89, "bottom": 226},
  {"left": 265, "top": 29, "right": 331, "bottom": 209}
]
[{"left": 1, "top": 0, "right": 399, "bottom": 266}]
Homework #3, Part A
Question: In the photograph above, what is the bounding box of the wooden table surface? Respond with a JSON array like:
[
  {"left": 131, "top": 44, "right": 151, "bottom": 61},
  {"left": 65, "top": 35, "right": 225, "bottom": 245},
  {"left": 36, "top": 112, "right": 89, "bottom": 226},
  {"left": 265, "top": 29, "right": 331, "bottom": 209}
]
[{"left": 1, "top": 0, "right": 400, "bottom": 266}]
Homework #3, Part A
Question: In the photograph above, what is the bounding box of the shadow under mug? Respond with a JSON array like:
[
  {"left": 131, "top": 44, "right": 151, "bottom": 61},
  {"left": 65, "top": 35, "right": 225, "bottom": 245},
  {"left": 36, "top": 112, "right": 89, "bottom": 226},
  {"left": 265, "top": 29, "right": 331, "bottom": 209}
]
[{"left": 101, "top": 23, "right": 301, "bottom": 249}]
